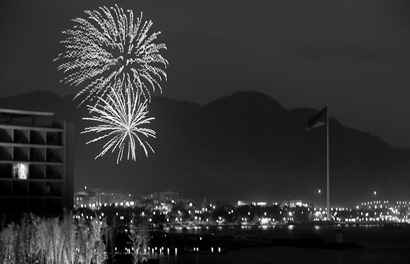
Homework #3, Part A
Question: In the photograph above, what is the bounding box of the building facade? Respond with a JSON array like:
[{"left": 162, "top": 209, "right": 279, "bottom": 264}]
[
  {"left": 0, "top": 108, "right": 74, "bottom": 223},
  {"left": 74, "top": 186, "right": 142, "bottom": 209},
  {"left": 158, "top": 191, "right": 180, "bottom": 204}
]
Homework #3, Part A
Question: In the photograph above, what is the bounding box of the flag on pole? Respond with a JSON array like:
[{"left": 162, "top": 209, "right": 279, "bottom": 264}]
[{"left": 306, "top": 105, "right": 327, "bottom": 130}]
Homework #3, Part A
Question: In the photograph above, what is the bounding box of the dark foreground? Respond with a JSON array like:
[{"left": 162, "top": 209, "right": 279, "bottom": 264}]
[{"left": 118, "top": 223, "right": 410, "bottom": 264}]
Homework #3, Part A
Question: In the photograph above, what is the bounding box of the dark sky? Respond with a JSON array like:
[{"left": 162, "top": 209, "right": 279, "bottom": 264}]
[{"left": 1, "top": 0, "right": 410, "bottom": 148}]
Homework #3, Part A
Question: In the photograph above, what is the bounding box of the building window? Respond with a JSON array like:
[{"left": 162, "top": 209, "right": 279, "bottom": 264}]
[
  {"left": 13, "top": 163, "right": 29, "bottom": 180},
  {"left": 46, "top": 183, "right": 51, "bottom": 194}
]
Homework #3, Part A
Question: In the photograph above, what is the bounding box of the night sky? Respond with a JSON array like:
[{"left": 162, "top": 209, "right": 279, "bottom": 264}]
[{"left": 1, "top": 0, "right": 410, "bottom": 149}]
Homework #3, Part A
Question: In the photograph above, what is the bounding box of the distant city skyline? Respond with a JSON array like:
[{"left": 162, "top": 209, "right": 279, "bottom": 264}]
[{"left": 74, "top": 184, "right": 410, "bottom": 210}]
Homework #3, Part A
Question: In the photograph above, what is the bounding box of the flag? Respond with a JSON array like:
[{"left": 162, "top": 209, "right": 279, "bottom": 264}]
[{"left": 306, "top": 105, "right": 327, "bottom": 130}]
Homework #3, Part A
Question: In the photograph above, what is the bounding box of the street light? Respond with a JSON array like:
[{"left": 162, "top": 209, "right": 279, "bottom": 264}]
[
  {"left": 374, "top": 191, "right": 377, "bottom": 202},
  {"left": 317, "top": 189, "right": 322, "bottom": 209}
]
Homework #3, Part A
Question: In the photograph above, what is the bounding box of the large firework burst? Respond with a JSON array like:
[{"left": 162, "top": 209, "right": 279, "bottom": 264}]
[
  {"left": 55, "top": 4, "right": 168, "bottom": 104},
  {"left": 82, "top": 84, "right": 156, "bottom": 163}
]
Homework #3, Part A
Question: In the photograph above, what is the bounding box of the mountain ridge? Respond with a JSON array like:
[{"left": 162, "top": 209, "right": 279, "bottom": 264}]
[{"left": 0, "top": 90, "right": 409, "bottom": 206}]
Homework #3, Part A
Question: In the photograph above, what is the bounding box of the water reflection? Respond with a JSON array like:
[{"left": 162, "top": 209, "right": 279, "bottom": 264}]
[{"left": 155, "top": 224, "right": 410, "bottom": 264}]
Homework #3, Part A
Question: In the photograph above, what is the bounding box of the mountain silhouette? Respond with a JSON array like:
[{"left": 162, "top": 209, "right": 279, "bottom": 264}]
[{"left": 1, "top": 90, "right": 409, "bottom": 206}]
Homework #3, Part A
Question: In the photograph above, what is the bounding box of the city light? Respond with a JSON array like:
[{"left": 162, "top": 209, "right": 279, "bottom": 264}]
[{"left": 72, "top": 187, "right": 410, "bottom": 227}]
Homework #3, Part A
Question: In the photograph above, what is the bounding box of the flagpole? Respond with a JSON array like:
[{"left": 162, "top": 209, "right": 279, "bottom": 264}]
[{"left": 326, "top": 102, "right": 330, "bottom": 220}]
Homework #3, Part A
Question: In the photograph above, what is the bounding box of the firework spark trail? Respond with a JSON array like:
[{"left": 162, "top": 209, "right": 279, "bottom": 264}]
[
  {"left": 55, "top": 4, "right": 168, "bottom": 104},
  {"left": 82, "top": 84, "right": 156, "bottom": 163}
]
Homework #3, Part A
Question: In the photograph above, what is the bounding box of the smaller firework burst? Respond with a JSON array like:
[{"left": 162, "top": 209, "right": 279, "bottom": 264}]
[{"left": 82, "top": 82, "right": 156, "bottom": 163}]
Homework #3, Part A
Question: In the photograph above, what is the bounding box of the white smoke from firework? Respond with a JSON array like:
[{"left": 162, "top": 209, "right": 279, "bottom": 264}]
[{"left": 82, "top": 84, "right": 156, "bottom": 163}]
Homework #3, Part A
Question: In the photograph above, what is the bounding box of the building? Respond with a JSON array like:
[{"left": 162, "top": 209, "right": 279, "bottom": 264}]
[
  {"left": 237, "top": 201, "right": 268, "bottom": 207},
  {"left": 281, "top": 200, "right": 310, "bottom": 208},
  {"left": 74, "top": 186, "right": 99, "bottom": 209},
  {"left": 146, "top": 191, "right": 180, "bottom": 204},
  {"left": 158, "top": 191, "right": 179, "bottom": 204},
  {"left": 0, "top": 108, "right": 74, "bottom": 223},
  {"left": 74, "top": 186, "right": 142, "bottom": 209}
]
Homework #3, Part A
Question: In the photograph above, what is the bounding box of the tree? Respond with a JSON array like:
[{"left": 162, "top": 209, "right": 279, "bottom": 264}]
[{"left": 129, "top": 217, "right": 150, "bottom": 264}]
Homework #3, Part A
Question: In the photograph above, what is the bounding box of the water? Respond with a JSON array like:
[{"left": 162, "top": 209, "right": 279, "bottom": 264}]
[{"left": 154, "top": 224, "right": 410, "bottom": 264}]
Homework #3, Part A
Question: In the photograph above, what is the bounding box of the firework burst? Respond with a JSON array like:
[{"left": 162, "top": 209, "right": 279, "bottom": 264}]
[
  {"left": 82, "top": 84, "right": 156, "bottom": 163},
  {"left": 55, "top": 4, "right": 168, "bottom": 104}
]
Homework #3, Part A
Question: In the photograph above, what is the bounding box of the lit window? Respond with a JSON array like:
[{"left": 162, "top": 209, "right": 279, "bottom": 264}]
[{"left": 13, "top": 163, "right": 28, "bottom": 180}]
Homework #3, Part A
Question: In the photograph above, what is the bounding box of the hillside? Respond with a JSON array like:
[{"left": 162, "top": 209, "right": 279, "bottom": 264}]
[{"left": 1, "top": 90, "right": 409, "bottom": 206}]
